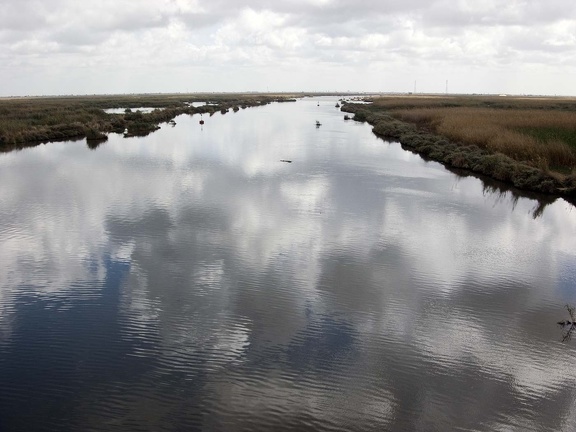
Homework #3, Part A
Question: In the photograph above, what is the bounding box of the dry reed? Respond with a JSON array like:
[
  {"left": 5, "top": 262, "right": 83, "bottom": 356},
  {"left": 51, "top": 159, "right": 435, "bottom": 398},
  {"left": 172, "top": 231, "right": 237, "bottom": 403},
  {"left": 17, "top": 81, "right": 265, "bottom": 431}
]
[{"left": 391, "top": 107, "right": 576, "bottom": 169}]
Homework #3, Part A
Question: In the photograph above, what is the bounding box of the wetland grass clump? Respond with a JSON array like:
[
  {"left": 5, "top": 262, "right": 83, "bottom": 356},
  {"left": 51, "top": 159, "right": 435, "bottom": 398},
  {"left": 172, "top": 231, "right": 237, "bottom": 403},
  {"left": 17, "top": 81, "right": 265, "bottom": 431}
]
[
  {"left": 342, "top": 96, "right": 576, "bottom": 198},
  {"left": 85, "top": 127, "right": 108, "bottom": 142}
]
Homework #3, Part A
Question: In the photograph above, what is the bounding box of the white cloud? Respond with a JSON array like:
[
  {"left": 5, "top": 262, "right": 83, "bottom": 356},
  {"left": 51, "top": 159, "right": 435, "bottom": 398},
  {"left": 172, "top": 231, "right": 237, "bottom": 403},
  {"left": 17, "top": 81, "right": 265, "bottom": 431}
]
[{"left": 0, "top": 0, "right": 575, "bottom": 95}]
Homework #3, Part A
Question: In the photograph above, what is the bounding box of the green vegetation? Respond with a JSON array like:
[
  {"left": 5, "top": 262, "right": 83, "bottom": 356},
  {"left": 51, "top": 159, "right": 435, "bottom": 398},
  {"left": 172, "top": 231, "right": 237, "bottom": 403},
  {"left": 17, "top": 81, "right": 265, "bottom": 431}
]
[
  {"left": 0, "top": 93, "right": 296, "bottom": 151},
  {"left": 518, "top": 127, "right": 576, "bottom": 151},
  {"left": 342, "top": 95, "right": 576, "bottom": 199}
]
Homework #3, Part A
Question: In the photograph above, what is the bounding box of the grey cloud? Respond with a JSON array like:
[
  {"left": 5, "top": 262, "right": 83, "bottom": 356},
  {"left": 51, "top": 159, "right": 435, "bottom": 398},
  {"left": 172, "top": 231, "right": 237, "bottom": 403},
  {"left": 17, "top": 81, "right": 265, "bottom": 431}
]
[
  {"left": 0, "top": 0, "right": 52, "bottom": 31},
  {"left": 3, "top": 0, "right": 573, "bottom": 39},
  {"left": 1, "top": 0, "right": 576, "bottom": 94}
]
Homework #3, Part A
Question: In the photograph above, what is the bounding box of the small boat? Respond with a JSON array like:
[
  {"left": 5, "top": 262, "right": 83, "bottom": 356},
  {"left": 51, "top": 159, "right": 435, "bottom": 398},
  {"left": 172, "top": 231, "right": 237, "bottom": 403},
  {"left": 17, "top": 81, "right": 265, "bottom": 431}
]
[
  {"left": 335, "top": 103, "right": 340, "bottom": 108},
  {"left": 316, "top": 120, "right": 321, "bottom": 127},
  {"left": 199, "top": 119, "right": 204, "bottom": 125}
]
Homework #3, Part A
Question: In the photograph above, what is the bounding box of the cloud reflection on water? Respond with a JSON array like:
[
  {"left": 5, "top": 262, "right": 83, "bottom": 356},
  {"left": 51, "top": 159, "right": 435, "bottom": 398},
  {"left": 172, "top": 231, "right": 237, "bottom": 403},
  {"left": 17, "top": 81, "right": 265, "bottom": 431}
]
[{"left": 1, "top": 99, "right": 576, "bottom": 430}]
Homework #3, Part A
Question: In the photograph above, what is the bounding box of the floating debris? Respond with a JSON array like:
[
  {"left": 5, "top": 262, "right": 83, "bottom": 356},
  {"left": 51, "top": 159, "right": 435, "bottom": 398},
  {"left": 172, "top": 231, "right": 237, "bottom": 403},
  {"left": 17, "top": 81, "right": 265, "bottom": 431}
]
[
  {"left": 280, "top": 160, "right": 292, "bottom": 163},
  {"left": 559, "top": 304, "right": 576, "bottom": 342}
]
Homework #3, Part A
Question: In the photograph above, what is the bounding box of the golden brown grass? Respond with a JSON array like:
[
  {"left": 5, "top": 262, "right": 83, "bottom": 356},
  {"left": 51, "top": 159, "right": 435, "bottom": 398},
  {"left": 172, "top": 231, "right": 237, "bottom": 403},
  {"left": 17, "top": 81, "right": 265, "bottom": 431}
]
[
  {"left": 389, "top": 107, "right": 576, "bottom": 171},
  {"left": 342, "top": 97, "right": 576, "bottom": 197},
  {"left": 372, "top": 95, "right": 576, "bottom": 111}
]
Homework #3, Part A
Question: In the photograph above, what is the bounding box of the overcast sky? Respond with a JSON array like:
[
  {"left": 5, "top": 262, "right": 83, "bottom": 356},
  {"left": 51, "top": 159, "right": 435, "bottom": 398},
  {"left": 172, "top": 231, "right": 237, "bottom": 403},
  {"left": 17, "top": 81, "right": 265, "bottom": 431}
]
[{"left": 1, "top": 0, "right": 575, "bottom": 96}]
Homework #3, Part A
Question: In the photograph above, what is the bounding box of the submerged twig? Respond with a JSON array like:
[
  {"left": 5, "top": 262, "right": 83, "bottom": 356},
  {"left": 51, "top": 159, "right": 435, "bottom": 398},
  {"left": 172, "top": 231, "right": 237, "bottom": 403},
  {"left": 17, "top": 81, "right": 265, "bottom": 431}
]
[{"left": 558, "top": 304, "right": 576, "bottom": 342}]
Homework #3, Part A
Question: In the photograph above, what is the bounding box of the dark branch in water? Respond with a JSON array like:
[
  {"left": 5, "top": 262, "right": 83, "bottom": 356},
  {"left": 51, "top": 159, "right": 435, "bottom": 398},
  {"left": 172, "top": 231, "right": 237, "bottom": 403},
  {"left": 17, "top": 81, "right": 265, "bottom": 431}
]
[
  {"left": 558, "top": 304, "right": 576, "bottom": 342},
  {"left": 567, "top": 304, "right": 575, "bottom": 321}
]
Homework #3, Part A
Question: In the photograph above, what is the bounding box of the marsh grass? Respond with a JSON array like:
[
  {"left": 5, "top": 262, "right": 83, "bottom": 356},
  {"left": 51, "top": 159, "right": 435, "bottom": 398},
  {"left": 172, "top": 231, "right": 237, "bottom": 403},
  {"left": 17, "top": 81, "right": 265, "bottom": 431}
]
[
  {"left": 518, "top": 127, "right": 576, "bottom": 150},
  {"left": 342, "top": 96, "right": 576, "bottom": 198},
  {"left": 372, "top": 95, "right": 576, "bottom": 111},
  {"left": 0, "top": 93, "right": 292, "bottom": 148},
  {"left": 391, "top": 107, "right": 576, "bottom": 170}
]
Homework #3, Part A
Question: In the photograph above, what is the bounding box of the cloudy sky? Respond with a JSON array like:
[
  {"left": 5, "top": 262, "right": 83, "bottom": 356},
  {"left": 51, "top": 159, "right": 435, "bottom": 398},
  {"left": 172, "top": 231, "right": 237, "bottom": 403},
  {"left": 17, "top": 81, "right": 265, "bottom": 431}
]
[{"left": 1, "top": 0, "right": 575, "bottom": 96}]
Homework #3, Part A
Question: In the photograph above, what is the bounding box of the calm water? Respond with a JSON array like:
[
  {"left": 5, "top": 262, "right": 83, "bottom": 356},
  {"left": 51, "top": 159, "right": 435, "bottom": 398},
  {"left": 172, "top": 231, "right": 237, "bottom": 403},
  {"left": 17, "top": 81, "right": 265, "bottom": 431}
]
[{"left": 1, "top": 98, "right": 576, "bottom": 431}]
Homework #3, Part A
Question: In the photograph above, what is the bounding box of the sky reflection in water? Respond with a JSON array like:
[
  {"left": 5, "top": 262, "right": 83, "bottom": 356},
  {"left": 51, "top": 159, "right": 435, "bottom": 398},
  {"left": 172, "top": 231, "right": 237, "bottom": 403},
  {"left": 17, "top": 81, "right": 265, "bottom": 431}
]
[{"left": 1, "top": 98, "right": 576, "bottom": 431}]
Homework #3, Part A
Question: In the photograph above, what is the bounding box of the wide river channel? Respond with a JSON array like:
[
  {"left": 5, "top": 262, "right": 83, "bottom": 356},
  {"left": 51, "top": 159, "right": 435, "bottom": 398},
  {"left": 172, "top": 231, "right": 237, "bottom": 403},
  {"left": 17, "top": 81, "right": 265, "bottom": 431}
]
[{"left": 1, "top": 97, "right": 576, "bottom": 431}]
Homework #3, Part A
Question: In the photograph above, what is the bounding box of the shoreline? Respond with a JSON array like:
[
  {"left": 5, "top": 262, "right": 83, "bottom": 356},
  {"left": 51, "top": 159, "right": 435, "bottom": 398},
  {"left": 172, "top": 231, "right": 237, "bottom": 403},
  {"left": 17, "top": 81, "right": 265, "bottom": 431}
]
[
  {"left": 0, "top": 94, "right": 297, "bottom": 152},
  {"left": 341, "top": 102, "right": 576, "bottom": 203}
]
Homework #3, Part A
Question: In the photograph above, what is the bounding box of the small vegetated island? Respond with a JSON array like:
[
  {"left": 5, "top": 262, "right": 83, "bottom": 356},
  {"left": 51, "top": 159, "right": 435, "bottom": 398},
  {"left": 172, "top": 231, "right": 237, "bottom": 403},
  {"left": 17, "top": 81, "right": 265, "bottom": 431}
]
[
  {"left": 342, "top": 95, "right": 576, "bottom": 200},
  {"left": 0, "top": 93, "right": 296, "bottom": 151}
]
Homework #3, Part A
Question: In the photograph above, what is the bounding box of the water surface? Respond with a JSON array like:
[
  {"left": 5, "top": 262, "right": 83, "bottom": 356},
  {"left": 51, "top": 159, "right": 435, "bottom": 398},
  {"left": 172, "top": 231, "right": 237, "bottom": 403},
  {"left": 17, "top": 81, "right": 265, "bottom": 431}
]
[
  {"left": 1, "top": 98, "right": 576, "bottom": 431},
  {"left": 104, "top": 107, "right": 170, "bottom": 114}
]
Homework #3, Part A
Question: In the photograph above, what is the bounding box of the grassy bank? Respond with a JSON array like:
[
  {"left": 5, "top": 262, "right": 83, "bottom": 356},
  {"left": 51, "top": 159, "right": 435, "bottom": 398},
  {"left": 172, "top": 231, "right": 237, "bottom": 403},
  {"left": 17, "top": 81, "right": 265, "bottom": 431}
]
[
  {"left": 0, "top": 93, "right": 295, "bottom": 151},
  {"left": 391, "top": 107, "right": 576, "bottom": 170},
  {"left": 342, "top": 96, "right": 576, "bottom": 199}
]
